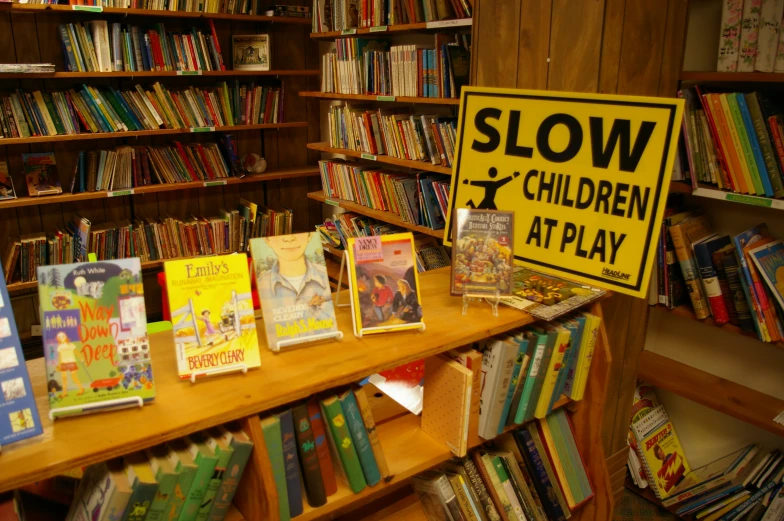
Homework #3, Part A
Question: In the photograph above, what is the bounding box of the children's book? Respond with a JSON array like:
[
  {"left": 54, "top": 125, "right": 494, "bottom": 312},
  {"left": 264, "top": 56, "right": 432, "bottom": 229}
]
[
  {"left": 0, "top": 161, "right": 16, "bottom": 200},
  {"left": 0, "top": 274, "right": 42, "bottom": 445},
  {"left": 500, "top": 267, "right": 606, "bottom": 321},
  {"left": 37, "top": 259, "right": 154, "bottom": 417},
  {"left": 347, "top": 232, "right": 423, "bottom": 334},
  {"left": 451, "top": 208, "right": 514, "bottom": 296},
  {"left": 164, "top": 253, "right": 260, "bottom": 380},
  {"left": 23, "top": 152, "right": 62, "bottom": 196},
  {"left": 250, "top": 232, "right": 339, "bottom": 351},
  {"left": 748, "top": 239, "right": 784, "bottom": 312},
  {"left": 632, "top": 405, "right": 690, "bottom": 499}
]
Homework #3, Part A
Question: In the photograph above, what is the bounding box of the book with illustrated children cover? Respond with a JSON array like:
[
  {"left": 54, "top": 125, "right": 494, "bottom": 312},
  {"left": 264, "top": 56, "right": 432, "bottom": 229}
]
[
  {"left": 0, "top": 273, "right": 42, "bottom": 445},
  {"left": 250, "top": 232, "right": 339, "bottom": 351},
  {"left": 23, "top": 152, "right": 62, "bottom": 196},
  {"left": 347, "top": 232, "right": 423, "bottom": 334},
  {"left": 164, "top": 253, "right": 260, "bottom": 380},
  {"left": 37, "top": 259, "right": 154, "bottom": 417},
  {"left": 451, "top": 208, "right": 514, "bottom": 296}
]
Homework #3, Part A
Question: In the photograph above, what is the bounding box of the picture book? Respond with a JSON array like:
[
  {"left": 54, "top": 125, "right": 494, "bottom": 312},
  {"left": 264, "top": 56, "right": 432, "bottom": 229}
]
[
  {"left": 451, "top": 208, "right": 514, "bottom": 296},
  {"left": 23, "top": 152, "right": 62, "bottom": 196},
  {"left": 0, "top": 161, "right": 16, "bottom": 200},
  {"left": 164, "top": 253, "right": 260, "bottom": 380},
  {"left": 0, "top": 274, "right": 42, "bottom": 445},
  {"left": 748, "top": 239, "right": 784, "bottom": 312},
  {"left": 37, "top": 259, "right": 154, "bottom": 416},
  {"left": 250, "top": 232, "right": 339, "bottom": 351},
  {"left": 232, "top": 35, "right": 270, "bottom": 71},
  {"left": 632, "top": 405, "right": 690, "bottom": 499},
  {"left": 347, "top": 233, "right": 423, "bottom": 333},
  {"left": 500, "top": 267, "right": 607, "bottom": 321}
]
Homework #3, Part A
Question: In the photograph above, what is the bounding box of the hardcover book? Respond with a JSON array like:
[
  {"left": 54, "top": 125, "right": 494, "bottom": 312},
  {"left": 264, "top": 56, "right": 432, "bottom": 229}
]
[
  {"left": 306, "top": 397, "right": 338, "bottom": 497},
  {"left": 206, "top": 426, "right": 254, "bottom": 521},
  {"left": 717, "top": 0, "right": 743, "bottom": 71},
  {"left": 292, "top": 403, "right": 327, "bottom": 507},
  {"left": 37, "top": 259, "right": 154, "bottom": 416},
  {"left": 347, "top": 233, "right": 422, "bottom": 333},
  {"left": 748, "top": 239, "right": 784, "bottom": 311},
  {"left": 278, "top": 409, "right": 304, "bottom": 518},
  {"left": 179, "top": 435, "right": 219, "bottom": 521},
  {"left": 250, "top": 233, "right": 338, "bottom": 351},
  {"left": 339, "top": 389, "right": 381, "bottom": 486},
  {"left": 259, "top": 415, "right": 290, "bottom": 521},
  {"left": 422, "top": 354, "right": 473, "bottom": 457},
  {"left": 451, "top": 208, "right": 514, "bottom": 296},
  {"left": 164, "top": 253, "right": 260, "bottom": 380},
  {"left": 0, "top": 161, "right": 16, "bottom": 200},
  {"left": 23, "top": 152, "right": 62, "bottom": 196}
]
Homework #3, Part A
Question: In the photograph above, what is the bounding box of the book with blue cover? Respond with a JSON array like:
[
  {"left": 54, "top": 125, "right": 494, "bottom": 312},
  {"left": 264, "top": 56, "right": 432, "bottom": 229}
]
[{"left": 0, "top": 275, "right": 42, "bottom": 446}]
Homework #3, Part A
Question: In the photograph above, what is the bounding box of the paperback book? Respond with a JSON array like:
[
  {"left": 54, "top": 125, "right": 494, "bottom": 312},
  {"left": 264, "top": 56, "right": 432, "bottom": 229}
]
[
  {"left": 0, "top": 161, "right": 15, "bottom": 200},
  {"left": 37, "top": 259, "right": 154, "bottom": 415},
  {"left": 748, "top": 239, "right": 784, "bottom": 312},
  {"left": 250, "top": 232, "right": 339, "bottom": 351},
  {"left": 451, "top": 208, "right": 514, "bottom": 296},
  {"left": 165, "top": 253, "right": 261, "bottom": 379},
  {"left": 23, "top": 153, "right": 62, "bottom": 197}
]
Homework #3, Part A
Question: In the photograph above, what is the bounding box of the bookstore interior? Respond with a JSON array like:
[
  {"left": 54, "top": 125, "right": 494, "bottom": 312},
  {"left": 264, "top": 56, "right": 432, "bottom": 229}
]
[{"left": 3, "top": 0, "right": 784, "bottom": 521}]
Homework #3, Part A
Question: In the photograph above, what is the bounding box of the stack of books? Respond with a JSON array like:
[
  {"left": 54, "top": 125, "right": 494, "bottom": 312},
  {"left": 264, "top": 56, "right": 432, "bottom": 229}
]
[
  {"left": 0, "top": 81, "right": 284, "bottom": 139},
  {"left": 259, "top": 390, "right": 390, "bottom": 517},
  {"left": 716, "top": 0, "right": 784, "bottom": 73},
  {"left": 65, "top": 425, "right": 253, "bottom": 521},
  {"left": 320, "top": 35, "right": 470, "bottom": 99},
  {"left": 59, "top": 21, "right": 226, "bottom": 73},
  {"left": 318, "top": 159, "right": 449, "bottom": 230},
  {"left": 326, "top": 105, "right": 458, "bottom": 167},
  {"left": 312, "top": 0, "right": 471, "bottom": 32}
]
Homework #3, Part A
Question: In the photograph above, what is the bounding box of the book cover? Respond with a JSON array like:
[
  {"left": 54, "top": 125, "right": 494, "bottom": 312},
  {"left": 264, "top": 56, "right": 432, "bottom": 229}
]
[
  {"left": 232, "top": 35, "right": 270, "bottom": 71},
  {"left": 306, "top": 397, "right": 338, "bottom": 497},
  {"left": 347, "top": 233, "right": 422, "bottom": 332},
  {"left": 278, "top": 409, "right": 304, "bottom": 518},
  {"left": 447, "top": 346, "right": 483, "bottom": 448},
  {"left": 749, "top": 239, "right": 784, "bottom": 311},
  {"left": 259, "top": 415, "right": 290, "bottom": 521},
  {"left": 422, "top": 354, "right": 473, "bottom": 456},
  {"left": 733, "top": 225, "right": 772, "bottom": 339},
  {"left": 123, "top": 454, "right": 159, "bottom": 521},
  {"left": 451, "top": 208, "right": 514, "bottom": 296},
  {"left": 165, "top": 253, "right": 260, "bottom": 380},
  {"left": 0, "top": 161, "right": 16, "bottom": 200},
  {"left": 353, "top": 387, "right": 390, "bottom": 479},
  {"left": 740, "top": 230, "right": 783, "bottom": 341},
  {"left": 23, "top": 152, "right": 62, "bottom": 197},
  {"left": 250, "top": 233, "right": 338, "bottom": 351},
  {"left": 292, "top": 403, "right": 327, "bottom": 508},
  {"left": 0, "top": 274, "right": 41, "bottom": 446},
  {"left": 179, "top": 436, "right": 218, "bottom": 521},
  {"left": 339, "top": 389, "right": 381, "bottom": 486},
  {"left": 206, "top": 427, "right": 254, "bottom": 521},
  {"left": 633, "top": 405, "right": 691, "bottom": 499},
  {"left": 37, "top": 259, "right": 154, "bottom": 416},
  {"left": 321, "top": 395, "right": 367, "bottom": 493}
]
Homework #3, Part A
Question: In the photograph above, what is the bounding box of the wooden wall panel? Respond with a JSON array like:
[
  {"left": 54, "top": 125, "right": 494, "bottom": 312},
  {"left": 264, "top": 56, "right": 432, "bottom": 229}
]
[
  {"left": 473, "top": 0, "right": 520, "bottom": 88},
  {"left": 616, "top": 0, "right": 670, "bottom": 96},
  {"left": 547, "top": 0, "right": 604, "bottom": 93},
  {"left": 598, "top": 0, "right": 625, "bottom": 94},
  {"left": 516, "top": 0, "right": 552, "bottom": 90}
]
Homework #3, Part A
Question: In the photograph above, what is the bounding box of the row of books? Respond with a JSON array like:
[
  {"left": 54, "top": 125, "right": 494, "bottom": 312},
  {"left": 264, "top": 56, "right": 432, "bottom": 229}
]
[
  {"left": 0, "top": 81, "right": 284, "bottom": 139},
  {"left": 680, "top": 88, "right": 784, "bottom": 198},
  {"left": 717, "top": 0, "right": 784, "bottom": 72},
  {"left": 413, "top": 410, "right": 592, "bottom": 521},
  {"left": 59, "top": 21, "right": 226, "bottom": 73},
  {"left": 326, "top": 105, "right": 458, "bottom": 167},
  {"left": 259, "top": 389, "right": 389, "bottom": 518},
  {"left": 318, "top": 159, "right": 448, "bottom": 230},
  {"left": 63, "top": 0, "right": 297, "bottom": 16},
  {"left": 657, "top": 203, "right": 784, "bottom": 342},
  {"left": 311, "top": 0, "right": 470, "bottom": 32},
  {"left": 2, "top": 201, "right": 293, "bottom": 283},
  {"left": 65, "top": 425, "right": 252, "bottom": 521},
  {"left": 320, "top": 35, "right": 469, "bottom": 99}
]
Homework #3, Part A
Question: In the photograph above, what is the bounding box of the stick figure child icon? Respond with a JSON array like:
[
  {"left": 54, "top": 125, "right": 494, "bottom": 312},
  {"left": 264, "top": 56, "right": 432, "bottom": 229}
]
[{"left": 463, "top": 167, "right": 520, "bottom": 209}]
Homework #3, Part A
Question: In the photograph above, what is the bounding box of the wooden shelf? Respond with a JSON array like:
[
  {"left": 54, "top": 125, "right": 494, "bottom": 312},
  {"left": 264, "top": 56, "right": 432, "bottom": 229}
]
[
  {"left": 299, "top": 396, "right": 571, "bottom": 521},
  {"left": 637, "top": 351, "right": 784, "bottom": 437},
  {"left": 322, "top": 243, "right": 344, "bottom": 257},
  {"left": 299, "top": 91, "right": 460, "bottom": 105},
  {"left": 0, "top": 267, "right": 554, "bottom": 493},
  {"left": 310, "top": 18, "right": 472, "bottom": 39},
  {"left": 0, "top": 70, "right": 319, "bottom": 79},
  {"left": 0, "top": 3, "right": 312, "bottom": 24},
  {"left": 0, "top": 122, "right": 307, "bottom": 146},
  {"left": 623, "top": 476, "right": 681, "bottom": 518},
  {"left": 668, "top": 181, "right": 692, "bottom": 194},
  {"left": 0, "top": 166, "right": 318, "bottom": 210},
  {"left": 654, "top": 304, "right": 782, "bottom": 347},
  {"left": 307, "top": 142, "right": 452, "bottom": 175},
  {"left": 308, "top": 190, "right": 445, "bottom": 238},
  {"left": 680, "top": 71, "right": 784, "bottom": 83}
]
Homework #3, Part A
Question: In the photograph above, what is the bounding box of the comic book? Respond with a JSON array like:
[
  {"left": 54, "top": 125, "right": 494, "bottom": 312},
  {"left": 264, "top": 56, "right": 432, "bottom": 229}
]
[
  {"left": 451, "top": 208, "right": 514, "bottom": 296},
  {"left": 250, "top": 232, "right": 339, "bottom": 351},
  {"left": 500, "top": 267, "right": 606, "bottom": 321},
  {"left": 37, "top": 259, "right": 154, "bottom": 416},
  {"left": 164, "top": 253, "right": 260, "bottom": 379},
  {"left": 347, "top": 232, "right": 422, "bottom": 334}
]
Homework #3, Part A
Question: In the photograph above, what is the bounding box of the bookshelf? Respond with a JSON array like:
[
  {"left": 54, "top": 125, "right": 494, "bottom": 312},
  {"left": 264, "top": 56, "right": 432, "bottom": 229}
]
[
  {"left": 679, "top": 71, "right": 784, "bottom": 84},
  {"left": 307, "top": 142, "right": 453, "bottom": 175},
  {"left": 309, "top": 17, "right": 472, "bottom": 39},
  {"left": 0, "top": 70, "right": 319, "bottom": 79},
  {"left": 299, "top": 91, "right": 460, "bottom": 105}
]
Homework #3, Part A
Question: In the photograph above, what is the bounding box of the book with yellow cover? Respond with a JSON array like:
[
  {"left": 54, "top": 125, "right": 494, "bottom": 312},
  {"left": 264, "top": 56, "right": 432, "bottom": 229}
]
[
  {"left": 534, "top": 325, "right": 569, "bottom": 419},
  {"left": 347, "top": 233, "right": 423, "bottom": 335},
  {"left": 632, "top": 404, "right": 690, "bottom": 499},
  {"left": 164, "top": 253, "right": 260, "bottom": 380}
]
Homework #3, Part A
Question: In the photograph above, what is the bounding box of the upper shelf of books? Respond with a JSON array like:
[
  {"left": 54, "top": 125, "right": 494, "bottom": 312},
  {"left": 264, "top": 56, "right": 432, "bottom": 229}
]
[
  {"left": 680, "top": 71, "right": 784, "bottom": 84},
  {"left": 310, "top": 18, "right": 472, "bottom": 39},
  {"left": 0, "top": 267, "right": 549, "bottom": 494}
]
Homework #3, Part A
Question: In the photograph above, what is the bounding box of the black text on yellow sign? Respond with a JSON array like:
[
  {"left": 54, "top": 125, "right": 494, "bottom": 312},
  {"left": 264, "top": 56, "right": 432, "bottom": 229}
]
[{"left": 444, "top": 87, "right": 684, "bottom": 298}]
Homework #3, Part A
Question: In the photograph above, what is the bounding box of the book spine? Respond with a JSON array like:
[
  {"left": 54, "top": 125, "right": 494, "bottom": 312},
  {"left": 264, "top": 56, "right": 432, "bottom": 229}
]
[
  {"left": 179, "top": 452, "right": 218, "bottom": 521},
  {"left": 516, "top": 430, "right": 567, "bottom": 521},
  {"left": 292, "top": 404, "right": 327, "bottom": 508},
  {"left": 534, "top": 331, "right": 567, "bottom": 419},
  {"left": 669, "top": 224, "right": 712, "bottom": 319},
  {"left": 755, "top": 0, "right": 784, "bottom": 72},
  {"left": 353, "top": 387, "right": 390, "bottom": 479},
  {"left": 693, "top": 242, "right": 730, "bottom": 324},
  {"left": 260, "top": 418, "right": 290, "bottom": 521},
  {"left": 322, "top": 398, "right": 367, "bottom": 493},
  {"left": 461, "top": 458, "right": 504, "bottom": 521},
  {"left": 279, "top": 410, "right": 303, "bottom": 518},
  {"left": 739, "top": 0, "right": 761, "bottom": 71},
  {"left": 737, "top": 93, "right": 775, "bottom": 196},
  {"left": 720, "top": 481, "right": 777, "bottom": 521},
  {"left": 747, "top": 93, "right": 784, "bottom": 197},
  {"left": 728, "top": 93, "right": 765, "bottom": 195},
  {"left": 340, "top": 391, "right": 381, "bottom": 486},
  {"left": 515, "top": 335, "right": 545, "bottom": 423},
  {"left": 498, "top": 340, "right": 526, "bottom": 434},
  {"left": 718, "top": 0, "right": 743, "bottom": 71}
]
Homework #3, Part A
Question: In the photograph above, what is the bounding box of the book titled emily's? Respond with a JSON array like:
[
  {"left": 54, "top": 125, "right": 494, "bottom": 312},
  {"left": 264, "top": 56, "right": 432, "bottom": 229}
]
[
  {"left": 37, "top": 259, "right": 154, "bottom": 417},
  {"left": 451, "top": 208, "right": 514, "bottom": 296},
  {"left": 164, "top": 253, "right": 260, "bottom": 380},
  {"left": 250, "top": 233, "right": 338, "bottom": 351}
]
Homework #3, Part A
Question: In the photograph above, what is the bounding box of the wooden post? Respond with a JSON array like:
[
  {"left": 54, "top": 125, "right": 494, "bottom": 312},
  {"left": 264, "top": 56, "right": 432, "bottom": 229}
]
[{"left": 234, "top": 415, "right": 280, "bottom": 521}]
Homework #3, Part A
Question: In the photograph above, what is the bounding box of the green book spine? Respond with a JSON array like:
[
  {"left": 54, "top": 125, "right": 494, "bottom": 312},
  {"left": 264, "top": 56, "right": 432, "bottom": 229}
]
[
  {"left": 524, "top": 331, "right": 556, "bottom": 423},
  {"left": 260, "top": 416, "right": 290, "bottom": 521},
  {"left": 515, "top": 333, "right": 546, "bottom": 423},
  {"left": 322, "top": 396, "right": 367, "bottom": 493},
  {"left": 194, "top": 438, "right": 234, "bottom": 521},
  {"left": 178, "top": 441, "right": 218, "bottom": 521},
  {"left": 42, "top": 93, "right": 66, "bottom": 135},
  {"left": 167, "top": 464, "right": 198, "bottom": 521},
  {"left": 146, "top": 469, "right": 178, "bottom": 521},
  {"left": 544, "top": 414, "right": 582, "bottom": 504},
  {"left": 555, "top": 411, "right": 593, "bottom": 500},
  {"left": 206, "top": 431, "right": 254, "bottom": 521},
  {"left": 728, "top": 93, "right": 765, "bottom": 195},
  {"left": 123, "top": 479, "right": 159, "bottom": 521}
]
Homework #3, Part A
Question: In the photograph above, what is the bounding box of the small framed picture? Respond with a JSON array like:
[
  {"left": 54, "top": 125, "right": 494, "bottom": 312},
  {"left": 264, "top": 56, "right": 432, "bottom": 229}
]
[{"left": 232, "top": 35, "right": 271, "bottom": 71}]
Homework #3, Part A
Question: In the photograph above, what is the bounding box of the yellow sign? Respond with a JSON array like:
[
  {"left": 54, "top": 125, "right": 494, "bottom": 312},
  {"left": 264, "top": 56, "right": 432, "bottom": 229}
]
[{"left": 444, "top": 87, "right": 684, "bottom": 298}]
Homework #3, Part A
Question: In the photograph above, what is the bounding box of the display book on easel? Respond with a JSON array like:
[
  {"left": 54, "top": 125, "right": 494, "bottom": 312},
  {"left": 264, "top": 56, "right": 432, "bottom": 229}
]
[{"left": 37, "top": 258, "right": 154, "bottom": 421}]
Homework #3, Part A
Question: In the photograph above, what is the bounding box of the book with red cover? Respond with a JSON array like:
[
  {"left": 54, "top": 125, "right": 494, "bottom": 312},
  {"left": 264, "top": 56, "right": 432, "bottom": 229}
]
[
  {"left": 306, "top": 397, "right": 338, "bottom": 496},
  {"left": 693, "top": 234, "right": 731, "bottom": 324}
]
